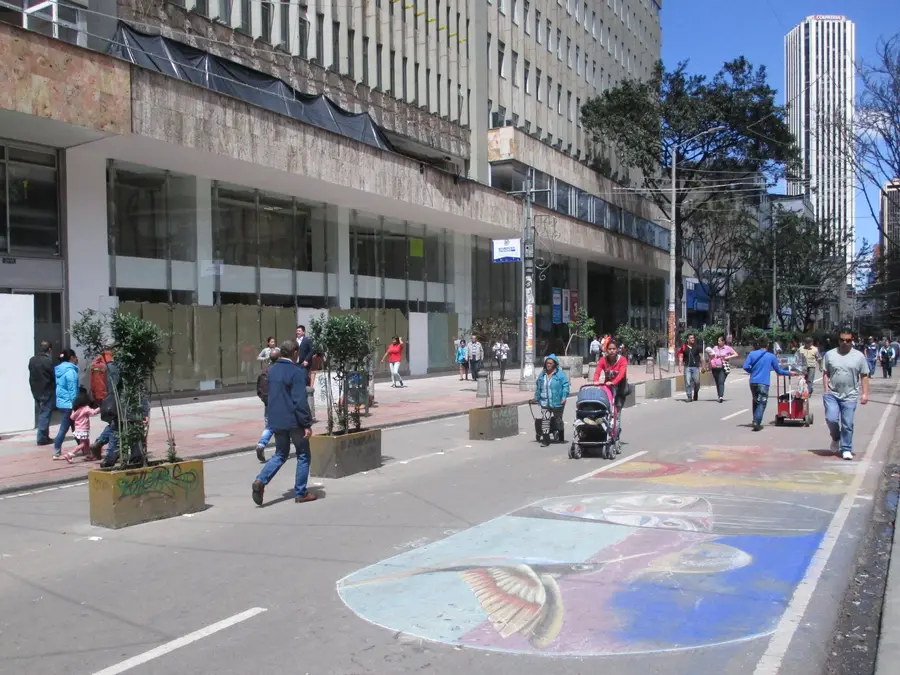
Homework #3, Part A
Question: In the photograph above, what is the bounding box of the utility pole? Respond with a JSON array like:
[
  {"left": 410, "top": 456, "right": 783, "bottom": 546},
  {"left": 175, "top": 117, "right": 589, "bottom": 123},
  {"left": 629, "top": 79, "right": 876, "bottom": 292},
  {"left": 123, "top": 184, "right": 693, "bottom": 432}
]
[{"left": 507, "top": 177, "right": 551, "bottom": 391}]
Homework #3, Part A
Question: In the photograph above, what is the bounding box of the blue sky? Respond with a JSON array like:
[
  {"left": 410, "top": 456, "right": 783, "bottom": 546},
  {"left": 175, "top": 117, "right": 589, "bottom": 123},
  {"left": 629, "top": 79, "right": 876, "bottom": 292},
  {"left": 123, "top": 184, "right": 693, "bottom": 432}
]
[{"left": 660, "top": 0, "right": 897, "bottom": 248}]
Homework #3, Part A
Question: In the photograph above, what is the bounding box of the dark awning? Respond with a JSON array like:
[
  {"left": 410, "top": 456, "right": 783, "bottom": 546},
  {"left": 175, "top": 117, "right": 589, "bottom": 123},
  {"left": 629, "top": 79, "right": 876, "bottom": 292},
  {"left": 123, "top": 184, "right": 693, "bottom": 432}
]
[{"left": 108, "top": 22, "right": 394, "bottom": 152}]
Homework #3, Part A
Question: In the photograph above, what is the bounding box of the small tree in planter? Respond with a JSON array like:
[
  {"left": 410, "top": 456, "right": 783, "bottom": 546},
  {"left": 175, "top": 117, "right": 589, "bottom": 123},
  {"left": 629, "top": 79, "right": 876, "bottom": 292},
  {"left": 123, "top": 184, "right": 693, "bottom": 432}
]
[
  {"left": 468, "top": 317, "right": 518, "bottom": 441},
  {"left": 70, "top": 309, "right": 202, "bottom": 529},
  {"left": 564, "top": 307, "right": 596, "bottom": 356},
  {"left": 307, "top": 313, "right": 383, "bottom": 478},
  {"left": 309, "top": 313, "right": 378, "bottom": 435}
]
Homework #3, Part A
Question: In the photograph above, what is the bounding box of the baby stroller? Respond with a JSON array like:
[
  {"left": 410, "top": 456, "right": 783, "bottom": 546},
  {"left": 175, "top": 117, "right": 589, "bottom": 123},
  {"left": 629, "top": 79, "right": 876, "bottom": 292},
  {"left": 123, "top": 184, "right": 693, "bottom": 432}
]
[{"left": 569, "top": 384, "right": 620, "bottom": 460}]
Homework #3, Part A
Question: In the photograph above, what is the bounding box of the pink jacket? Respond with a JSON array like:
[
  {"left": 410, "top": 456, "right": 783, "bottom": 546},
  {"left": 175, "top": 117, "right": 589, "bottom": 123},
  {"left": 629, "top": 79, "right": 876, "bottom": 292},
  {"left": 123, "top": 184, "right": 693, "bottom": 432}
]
[{"left": 71, "top": 406, "right": 99, "bottom": 433}]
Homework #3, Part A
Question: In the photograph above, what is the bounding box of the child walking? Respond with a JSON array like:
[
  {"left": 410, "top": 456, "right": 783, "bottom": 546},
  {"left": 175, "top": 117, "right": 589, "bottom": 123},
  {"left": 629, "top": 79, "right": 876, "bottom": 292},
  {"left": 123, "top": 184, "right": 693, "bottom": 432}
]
[{"left": 64, "top": 388, "right": 100, "bottom": 463}]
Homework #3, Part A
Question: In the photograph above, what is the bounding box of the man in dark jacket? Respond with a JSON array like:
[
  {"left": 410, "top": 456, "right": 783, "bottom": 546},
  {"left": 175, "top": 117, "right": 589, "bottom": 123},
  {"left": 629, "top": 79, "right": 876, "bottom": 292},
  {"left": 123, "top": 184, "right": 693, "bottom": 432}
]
[
  {"left": 252, "top": 340, "right": 316, "bottom": 506},
  {"left": 28, "top": 341, "right": 55, "bottom": 445}
]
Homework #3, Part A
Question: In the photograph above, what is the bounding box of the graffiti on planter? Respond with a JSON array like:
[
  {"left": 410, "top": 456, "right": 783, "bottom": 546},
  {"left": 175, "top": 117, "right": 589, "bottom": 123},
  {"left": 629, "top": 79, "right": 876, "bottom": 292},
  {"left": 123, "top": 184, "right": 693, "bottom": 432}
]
[
  {"left": 116, "top": 464, "right": 199, "bottom": 500},
  {"left": 338, "top": 492, "right": 830, "bottom": 657}
]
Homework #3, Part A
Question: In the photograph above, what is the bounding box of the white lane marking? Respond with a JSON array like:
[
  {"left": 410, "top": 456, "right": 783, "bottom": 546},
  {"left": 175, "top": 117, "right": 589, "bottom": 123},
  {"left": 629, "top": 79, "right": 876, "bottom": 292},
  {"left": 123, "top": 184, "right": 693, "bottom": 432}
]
[
  {"left": 0, "top": 481, "right": 89, "bottom": 501},
  {"left": 567, "top": 451, "right": 648, "bottom": 483},
  {"left": 722, "top": 408, "right": 750, "bottom": 421},
  {"left": 91, "top": 607, "right": 267, "bottom": 675},
  {"left": 753, "top": 379, "right": 900, "bottom": 674}
]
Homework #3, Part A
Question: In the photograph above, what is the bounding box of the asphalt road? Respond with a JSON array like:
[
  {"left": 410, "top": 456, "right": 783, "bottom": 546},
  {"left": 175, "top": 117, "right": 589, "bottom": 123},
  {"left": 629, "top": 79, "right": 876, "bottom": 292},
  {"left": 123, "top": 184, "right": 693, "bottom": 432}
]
[{"left": 0, "top": 373, "right": 897, "bottom": 675}]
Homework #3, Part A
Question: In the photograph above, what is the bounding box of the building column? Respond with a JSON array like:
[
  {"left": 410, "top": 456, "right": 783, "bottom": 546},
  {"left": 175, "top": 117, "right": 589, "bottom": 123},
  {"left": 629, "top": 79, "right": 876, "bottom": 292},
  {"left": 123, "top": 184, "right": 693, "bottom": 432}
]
[
  {"left": 65, "top": 144, "right": 110, "bottom": 330},
  {"left": 330, "top": 205, "right": 352, "bottom": 309},
  {"left": 468, "top": 0, "right": 489, "bottom": 183},
  {"left": 453, "top": 232, "right": 472, "bottom": 332},
  {"left": 195, "top": 177, "right": 214, "bottom": 305}
]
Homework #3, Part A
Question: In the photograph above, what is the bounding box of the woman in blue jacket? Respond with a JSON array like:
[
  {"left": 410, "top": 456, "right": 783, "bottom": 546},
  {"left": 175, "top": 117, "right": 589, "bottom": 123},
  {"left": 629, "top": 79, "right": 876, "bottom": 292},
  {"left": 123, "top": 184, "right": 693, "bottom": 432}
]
[
  {"left": 52, "top": 349, "right": 79, "bottom": 458},
  {"left": 534, "top": 354, "right": 570, "bottom": 446}
]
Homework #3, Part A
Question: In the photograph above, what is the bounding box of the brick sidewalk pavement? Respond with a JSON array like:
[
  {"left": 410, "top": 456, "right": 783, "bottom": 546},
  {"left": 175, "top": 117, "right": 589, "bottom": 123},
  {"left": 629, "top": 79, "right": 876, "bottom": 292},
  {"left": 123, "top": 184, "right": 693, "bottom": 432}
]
[{"left": 0, "top": 364, "right": 671, "bottom": 494}]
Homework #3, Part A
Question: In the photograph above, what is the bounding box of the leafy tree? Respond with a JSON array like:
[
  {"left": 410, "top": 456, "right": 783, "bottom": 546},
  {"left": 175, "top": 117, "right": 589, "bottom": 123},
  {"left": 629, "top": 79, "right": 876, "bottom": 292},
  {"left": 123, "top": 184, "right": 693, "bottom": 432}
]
[
  {"left": 70, "top": 310, "right": 172, "bottom": 467},
  {"left": 309, "top": 314, "right": 377, "bottom": 435},
  {"left": 564, "top": 307, "right": 596, "bottom": 356},
  {"left": 740, "top": 211, "right": 872, "bottom": 331},
  {"left": 581, "top": 58, "right": 797, "bottom": 310}
]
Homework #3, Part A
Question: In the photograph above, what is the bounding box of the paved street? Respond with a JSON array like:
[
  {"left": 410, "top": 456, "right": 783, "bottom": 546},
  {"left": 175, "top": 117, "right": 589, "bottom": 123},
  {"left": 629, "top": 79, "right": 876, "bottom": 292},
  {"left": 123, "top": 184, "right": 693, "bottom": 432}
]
[{"left": 0, "top": 372, "right": 897, "bottom": 675}]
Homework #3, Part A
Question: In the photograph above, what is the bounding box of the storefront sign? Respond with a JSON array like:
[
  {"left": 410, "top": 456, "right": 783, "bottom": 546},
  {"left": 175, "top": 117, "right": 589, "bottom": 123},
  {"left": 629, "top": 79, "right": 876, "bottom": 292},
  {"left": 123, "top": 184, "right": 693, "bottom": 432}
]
[
  {"left": 562, "top": 289, "right": 571, "bottom": 324},
  {"left": 492, "top": 238, "right": 522, "bottom": 263},
  {"left": 409, "top": 238, "right": 424, "bottom": 258},
  {"left": 570, "top": 289, "right": 580, "bottom": 318},
  {"left": 552, "top": 288, "right": 562, "bottom": 324}
]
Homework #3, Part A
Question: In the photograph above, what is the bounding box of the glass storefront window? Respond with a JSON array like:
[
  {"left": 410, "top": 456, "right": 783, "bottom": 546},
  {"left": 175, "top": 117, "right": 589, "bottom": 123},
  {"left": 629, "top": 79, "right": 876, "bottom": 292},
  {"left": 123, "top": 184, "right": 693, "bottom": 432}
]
[
  {"left": 0, "top": 143, "right": 59, "bottom": 255},
  {"left": 215, "top": 185, "right": 257, "bottom": 267},
  {"left": 382, "top": 218, "right": 408, "bottom": 281},
  {"left": 257, "top": 192, "right": 296, "bottom": 271}
]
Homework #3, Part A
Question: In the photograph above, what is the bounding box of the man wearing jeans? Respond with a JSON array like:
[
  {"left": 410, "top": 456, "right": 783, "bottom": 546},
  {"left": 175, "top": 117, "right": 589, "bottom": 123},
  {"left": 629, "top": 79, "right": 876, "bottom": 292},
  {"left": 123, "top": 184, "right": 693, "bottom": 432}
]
[
  {"left": 252, "top": 340, "right": 316, "bottom": 506},
  {"left": 823, "top": 330, "right": 870, "bottom": 461},
  {"left": 27, "top": 341, "right": 55, "bottom": 446},
  {"left": 679, "top": 333, "right": 705, "bottom": 402},
  {"left": 743, "top": 339, "right": 794, "bottom": 431}
]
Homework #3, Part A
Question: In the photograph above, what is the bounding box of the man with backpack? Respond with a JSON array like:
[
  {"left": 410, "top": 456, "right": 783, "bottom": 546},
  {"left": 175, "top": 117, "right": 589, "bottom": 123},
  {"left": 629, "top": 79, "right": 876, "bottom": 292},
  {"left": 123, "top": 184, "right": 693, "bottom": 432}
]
[
  {"left": 255, "top": 347, "right": 280, "bottom": 463},
  {"left": 88, "top": 351, "right": 116, "bottom": 460}
]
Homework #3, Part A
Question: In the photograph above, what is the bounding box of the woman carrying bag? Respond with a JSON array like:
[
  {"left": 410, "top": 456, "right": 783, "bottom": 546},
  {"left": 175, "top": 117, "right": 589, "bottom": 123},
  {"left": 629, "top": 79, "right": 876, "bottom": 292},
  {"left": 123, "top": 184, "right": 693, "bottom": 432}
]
[{"left": 707, "top": 335, "right": 739, "bottom": 403}]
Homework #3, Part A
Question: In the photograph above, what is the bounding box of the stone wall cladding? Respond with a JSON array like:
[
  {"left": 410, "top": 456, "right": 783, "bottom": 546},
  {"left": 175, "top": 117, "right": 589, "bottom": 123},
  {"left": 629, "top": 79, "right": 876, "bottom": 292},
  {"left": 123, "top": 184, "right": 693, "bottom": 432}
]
[
  {"left": 132, "top": 67, "right": 665, "bottom": 273},
  {"left": 0, "top": 23, "right": 130, "bottom": 134},
  {"left": 117, "top": 0, "right": 469, "bottom": 159}
]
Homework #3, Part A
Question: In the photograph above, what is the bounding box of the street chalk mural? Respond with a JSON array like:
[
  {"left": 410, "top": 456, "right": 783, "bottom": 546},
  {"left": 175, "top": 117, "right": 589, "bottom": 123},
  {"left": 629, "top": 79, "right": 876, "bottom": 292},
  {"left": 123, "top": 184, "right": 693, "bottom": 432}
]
[
  {"left": 592, "top": 445, "right": 854, "bottom": 494},
  {"left": 337, "top": 492, "right": 830, "bottom": 656}
]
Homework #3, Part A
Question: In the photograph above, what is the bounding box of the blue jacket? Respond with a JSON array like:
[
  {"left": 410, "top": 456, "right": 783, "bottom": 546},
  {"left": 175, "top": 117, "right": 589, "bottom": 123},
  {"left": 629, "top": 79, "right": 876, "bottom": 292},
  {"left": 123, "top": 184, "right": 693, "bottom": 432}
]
[
  {"left": 54, "top": 361, "right": 79, "bottom": 409},
  {"left": 265, "top": 358, "right": 313, "bottom": 431},
  {"left": 743, "top": 348, "right": 791, "bottom": 385},
  {"left": 535, "top": 354, "right": 570, "bottom": 408}
]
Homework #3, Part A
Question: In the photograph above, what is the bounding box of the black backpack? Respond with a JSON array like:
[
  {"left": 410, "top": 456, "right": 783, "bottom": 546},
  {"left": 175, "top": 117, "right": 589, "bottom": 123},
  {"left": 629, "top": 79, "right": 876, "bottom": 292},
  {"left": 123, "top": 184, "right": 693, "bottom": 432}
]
[
  {"left": 99, "top": 393, "right": 118, "bottom": 423},
  {"left": 256, "top": 370, "right": 269, "bottom": 405}
]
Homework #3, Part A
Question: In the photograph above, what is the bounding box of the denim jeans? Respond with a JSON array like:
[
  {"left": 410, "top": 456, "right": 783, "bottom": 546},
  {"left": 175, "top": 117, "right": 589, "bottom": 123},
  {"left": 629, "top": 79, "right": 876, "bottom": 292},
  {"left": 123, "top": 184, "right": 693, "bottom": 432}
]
[
  {"left": 867, "top": 358, "right": 877, "bottom": 377},
  {"left": 823, "top": 393, "right": 858, "bottom": 453},
  {"left": 53, "top": 408, "right": 73, "bottom": 455},
  {"left": 750, "top": 383, "right": 770, "bottom": 425},
  {"left": 805, "top": 368, "right": 817, "bottom": 394},
  {"left": 256, "top": 428, "right": 311, "bottom": 498},
  {"left": 258, "top": 407, "right": 273, "bottom": 447},
  {"left": 711, "top": 368, "right": 727, "bottom": 398},
  {"left": 96, "top": 424, "right": 113, "bottom": 446},
  {"left": 35, "top": 396, "right": 53, "bottom": 443},
  {"left": 684, "top": 367, "right": 701, "bottom": 399}
]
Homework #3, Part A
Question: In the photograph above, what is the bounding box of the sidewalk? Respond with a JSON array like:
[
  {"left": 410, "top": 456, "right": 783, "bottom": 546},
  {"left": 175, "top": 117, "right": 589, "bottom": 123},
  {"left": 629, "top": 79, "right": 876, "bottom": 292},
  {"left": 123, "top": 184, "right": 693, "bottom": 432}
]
[{"left": 0, "top": 364, "right": 672, "bottom": 494}]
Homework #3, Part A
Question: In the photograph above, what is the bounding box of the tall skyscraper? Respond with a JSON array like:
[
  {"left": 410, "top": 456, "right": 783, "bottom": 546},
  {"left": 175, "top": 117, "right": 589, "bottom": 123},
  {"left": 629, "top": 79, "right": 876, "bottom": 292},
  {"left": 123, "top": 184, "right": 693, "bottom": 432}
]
[
  {"left": 882, "top": 180, "right": 900, "bottom": 264},
  {"left": 785, "top": 15, "right": 856, "bottom": 272}
]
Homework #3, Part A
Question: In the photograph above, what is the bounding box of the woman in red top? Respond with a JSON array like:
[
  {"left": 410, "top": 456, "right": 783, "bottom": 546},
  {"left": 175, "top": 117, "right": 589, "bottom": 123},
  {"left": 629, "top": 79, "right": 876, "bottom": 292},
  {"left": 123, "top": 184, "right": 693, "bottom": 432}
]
[
  {"left": 592, "top": 341, "right": 628, "bottom": 438},
  {"left": 381, "top": 336, "right": 406, "bottom": 388}
]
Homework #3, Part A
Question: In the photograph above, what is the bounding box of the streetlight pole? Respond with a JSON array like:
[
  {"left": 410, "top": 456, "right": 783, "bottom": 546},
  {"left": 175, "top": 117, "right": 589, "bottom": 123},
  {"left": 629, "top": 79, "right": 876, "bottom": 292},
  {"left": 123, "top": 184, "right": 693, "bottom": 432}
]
[{"left": 667, "top": 126, "right": 726, "bottom": 366}]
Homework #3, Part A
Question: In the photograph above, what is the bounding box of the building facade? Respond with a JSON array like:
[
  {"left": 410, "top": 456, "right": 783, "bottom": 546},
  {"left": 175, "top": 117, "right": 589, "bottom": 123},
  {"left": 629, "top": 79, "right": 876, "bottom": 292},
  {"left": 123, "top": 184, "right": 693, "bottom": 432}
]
[
  {"left": 881, "top": 179, "right": 900, "bottom": 263},
  {"left": 785, "top": 14, "right": 856, "bottom": 272},
  {"left": 0, "top": 0, "right": 667, "bottom": 394}
]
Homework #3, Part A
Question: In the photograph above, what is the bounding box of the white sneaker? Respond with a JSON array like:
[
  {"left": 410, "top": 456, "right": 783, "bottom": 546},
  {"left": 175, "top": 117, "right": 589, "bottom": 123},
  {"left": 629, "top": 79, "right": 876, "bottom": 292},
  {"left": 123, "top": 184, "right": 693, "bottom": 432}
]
[
  {"left": 830, "top": 438, "right": 840, "bottom": 454},
  {"left": 842, "top": 450, "right": 853, "bottom": 461}
]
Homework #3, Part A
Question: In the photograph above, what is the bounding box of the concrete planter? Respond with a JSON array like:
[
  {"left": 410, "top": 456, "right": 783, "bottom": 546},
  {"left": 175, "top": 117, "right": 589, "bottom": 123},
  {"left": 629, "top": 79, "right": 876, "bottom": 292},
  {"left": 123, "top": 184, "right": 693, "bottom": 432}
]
[
  {"left": 643, "top": 379, "right": 673, "bottom": 399},
  {"left": 469, "top": 404, "right": 520, "bottom": 441},
  {"left": 310, "top": 428, "right": 382, "bottom": 478},
  {"left": 557, "top": 355, "right": 584, "bottom": 383},
  {"left": 88, "top": 459, "right": 206, "bottom": 529}
]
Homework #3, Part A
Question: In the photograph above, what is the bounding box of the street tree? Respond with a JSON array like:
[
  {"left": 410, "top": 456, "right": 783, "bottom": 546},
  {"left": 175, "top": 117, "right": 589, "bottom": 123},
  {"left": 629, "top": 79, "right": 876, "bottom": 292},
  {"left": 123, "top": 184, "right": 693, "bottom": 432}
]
[
  {"left": 681, "top": 196, "right": 757, "bottom": 329},
  {"left": 739, "top": 210, "right": 872, "bottom": 332},
  {"left": 580, "top": 58, "right": 797, "bottom": 309}
]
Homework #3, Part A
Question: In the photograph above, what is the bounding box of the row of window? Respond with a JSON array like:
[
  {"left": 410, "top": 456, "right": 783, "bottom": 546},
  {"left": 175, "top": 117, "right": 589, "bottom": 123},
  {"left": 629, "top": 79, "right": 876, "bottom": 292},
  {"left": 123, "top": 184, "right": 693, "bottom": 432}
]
[
  {"left": 490, "top": 161, "right": 670, "bottom": 251},
  {"left": 0, "top": 142, "right": 60, "bottom": 256},
  {"left": 0, "top": 0, "right": 85, "bottom": 47}
]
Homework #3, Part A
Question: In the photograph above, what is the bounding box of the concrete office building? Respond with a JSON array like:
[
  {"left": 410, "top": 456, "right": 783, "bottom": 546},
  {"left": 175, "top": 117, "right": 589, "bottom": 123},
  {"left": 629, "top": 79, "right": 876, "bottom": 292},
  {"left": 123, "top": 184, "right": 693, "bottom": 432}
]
[
  {"left": 881, "top": 180, "right": 900, "bottom": 263},
  {"left": 0, "top": 0, "right": 667, "bottom": 393},
  {"left": 785, "top": 14, "right": 856, "bottom": 272}
]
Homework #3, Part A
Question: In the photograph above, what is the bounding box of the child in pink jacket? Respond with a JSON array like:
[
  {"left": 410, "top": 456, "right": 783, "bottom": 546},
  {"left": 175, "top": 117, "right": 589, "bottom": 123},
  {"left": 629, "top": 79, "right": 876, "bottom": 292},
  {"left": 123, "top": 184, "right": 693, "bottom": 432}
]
[{"left": 64, "top": 388, "right": 100, "bottom": 463}]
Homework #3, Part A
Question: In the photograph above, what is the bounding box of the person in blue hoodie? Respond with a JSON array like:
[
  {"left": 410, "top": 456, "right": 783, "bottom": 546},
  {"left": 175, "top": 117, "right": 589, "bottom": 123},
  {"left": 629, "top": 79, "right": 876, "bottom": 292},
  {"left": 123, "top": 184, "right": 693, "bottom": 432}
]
[
  {"left": 743, "top": 339, "right": 794, "bottom": 431},
  {"left": 52, "top": 348, "right": 79, "bottom": 458},
  {"left": 534, "top": 354, "right": 570, "bottom": 446}
]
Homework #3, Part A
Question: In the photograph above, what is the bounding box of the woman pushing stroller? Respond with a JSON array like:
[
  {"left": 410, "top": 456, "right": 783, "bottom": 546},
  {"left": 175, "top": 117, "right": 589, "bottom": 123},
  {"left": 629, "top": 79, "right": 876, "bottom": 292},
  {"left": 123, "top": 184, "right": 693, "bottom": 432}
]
[{"left": 593, "top": 341, "right": 628, "bottom": 437}]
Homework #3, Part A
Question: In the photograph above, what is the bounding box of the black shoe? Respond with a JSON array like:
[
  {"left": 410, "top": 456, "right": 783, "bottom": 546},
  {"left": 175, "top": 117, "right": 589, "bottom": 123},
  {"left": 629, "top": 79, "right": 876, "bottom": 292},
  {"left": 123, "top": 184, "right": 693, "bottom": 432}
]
[
  {"left": 36, "top": 438, "right": 52, "bottom": 446},
  {"left": 99, "top": 457, "right": 116, "bottom": 469},
  {"left": 252, "top": 480, "right": 264, "bottom": 506},
  {"left": 752, "top": 423, "right": 762, "bottom": 432},
  {"left": 256, "top": 445, "right": 266, "bottom": 463}
]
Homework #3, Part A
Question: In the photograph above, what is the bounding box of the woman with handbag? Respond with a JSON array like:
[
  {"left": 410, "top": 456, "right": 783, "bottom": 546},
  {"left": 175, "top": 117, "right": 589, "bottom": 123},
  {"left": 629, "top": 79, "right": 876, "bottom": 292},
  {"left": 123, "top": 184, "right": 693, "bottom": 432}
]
[{"left": 707, "top": 335, "right": 739, "bottom": 403}]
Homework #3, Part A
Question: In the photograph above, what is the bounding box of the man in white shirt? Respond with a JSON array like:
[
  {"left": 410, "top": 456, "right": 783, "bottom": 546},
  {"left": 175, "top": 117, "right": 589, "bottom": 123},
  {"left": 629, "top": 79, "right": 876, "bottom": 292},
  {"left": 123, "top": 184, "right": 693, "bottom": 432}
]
[
  {"left": 823, "top": 329, "right": 870, "bottom": 461},
  {"left": 492, "top": 340, "right": 510, "bottom": 382}
]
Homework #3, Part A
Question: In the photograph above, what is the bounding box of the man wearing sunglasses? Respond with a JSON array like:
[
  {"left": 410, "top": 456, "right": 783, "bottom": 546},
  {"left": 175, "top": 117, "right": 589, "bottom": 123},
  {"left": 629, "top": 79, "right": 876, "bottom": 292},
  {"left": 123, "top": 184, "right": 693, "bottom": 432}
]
[{"left": 823, "top": 330, "right": 870, "bottom": 460}]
